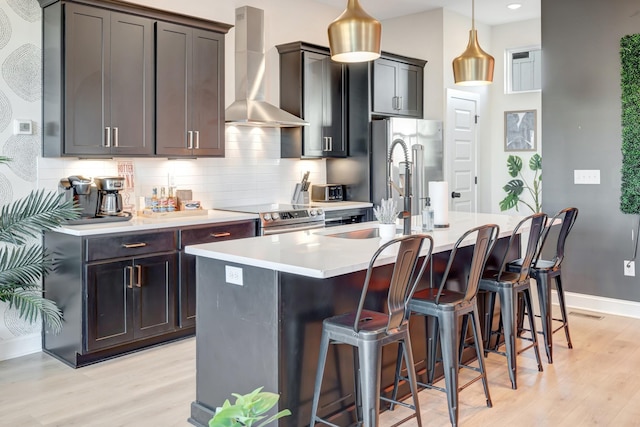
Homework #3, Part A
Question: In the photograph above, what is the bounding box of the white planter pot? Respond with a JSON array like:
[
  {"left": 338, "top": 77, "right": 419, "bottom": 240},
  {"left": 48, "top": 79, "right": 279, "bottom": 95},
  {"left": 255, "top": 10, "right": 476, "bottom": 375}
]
[{"left": 378, "top": 223, "right": 397, "bottom": 240}]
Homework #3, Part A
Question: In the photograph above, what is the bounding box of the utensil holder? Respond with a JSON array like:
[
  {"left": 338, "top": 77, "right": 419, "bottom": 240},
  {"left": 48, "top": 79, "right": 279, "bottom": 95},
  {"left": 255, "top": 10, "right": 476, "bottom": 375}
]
[{"left": 291, "top": 184, "right": 309, "bottom": 205}]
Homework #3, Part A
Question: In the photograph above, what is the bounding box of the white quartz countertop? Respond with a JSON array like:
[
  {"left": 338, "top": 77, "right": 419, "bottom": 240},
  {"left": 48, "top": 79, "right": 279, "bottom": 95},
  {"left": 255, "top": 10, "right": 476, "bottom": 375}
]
[
  {"left": 185, "top": 211, "right": 527, "bottom": 279},
  {"left": 52, "top": 201, "right": 372, "bottom": 236}
]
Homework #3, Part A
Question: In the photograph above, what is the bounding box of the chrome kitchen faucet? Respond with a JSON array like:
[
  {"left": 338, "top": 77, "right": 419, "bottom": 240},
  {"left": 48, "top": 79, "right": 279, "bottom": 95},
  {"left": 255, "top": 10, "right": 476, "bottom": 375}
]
[{"left": 388, "top": 138, "right": 412, "bottom": 235}]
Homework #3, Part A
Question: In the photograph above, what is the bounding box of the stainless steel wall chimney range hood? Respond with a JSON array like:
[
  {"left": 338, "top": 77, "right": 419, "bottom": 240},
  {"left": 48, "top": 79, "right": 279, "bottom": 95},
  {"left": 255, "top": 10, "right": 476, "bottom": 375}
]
[{"left": 225, "top": 6, "right": 308, "bottom": 127}]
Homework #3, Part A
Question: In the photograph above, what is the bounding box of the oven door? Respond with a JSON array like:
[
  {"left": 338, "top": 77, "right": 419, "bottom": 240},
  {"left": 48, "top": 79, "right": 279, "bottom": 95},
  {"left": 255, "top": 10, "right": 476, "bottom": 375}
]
[{"left": 261, "top": 221, "right": 325, "bottom": 236}]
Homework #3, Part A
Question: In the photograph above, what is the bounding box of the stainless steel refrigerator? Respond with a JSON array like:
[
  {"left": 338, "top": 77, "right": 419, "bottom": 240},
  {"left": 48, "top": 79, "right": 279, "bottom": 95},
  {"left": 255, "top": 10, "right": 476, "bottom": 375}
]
[{"left": 370, "top": 118, "right": 444, "bottom": 215}]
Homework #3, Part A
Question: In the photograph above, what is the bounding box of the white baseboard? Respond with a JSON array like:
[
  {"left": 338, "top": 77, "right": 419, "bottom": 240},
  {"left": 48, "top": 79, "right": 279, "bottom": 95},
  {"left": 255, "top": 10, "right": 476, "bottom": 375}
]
[
  {"left": 0, "top": 334, "right": 41, "bottom": 361},
  {"left": 554, "top": 290, "right": 640, "bottom": 319}
]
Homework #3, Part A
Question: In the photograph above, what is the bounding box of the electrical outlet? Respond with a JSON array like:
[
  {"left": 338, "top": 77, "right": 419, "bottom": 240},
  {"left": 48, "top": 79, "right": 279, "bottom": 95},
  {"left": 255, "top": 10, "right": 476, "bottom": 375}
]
[
  {"left": 225, "top": 265, "right": 243, "bottom": 285},
  {"left": 624, "top": 260, "right": 635, "bottom": 277}
]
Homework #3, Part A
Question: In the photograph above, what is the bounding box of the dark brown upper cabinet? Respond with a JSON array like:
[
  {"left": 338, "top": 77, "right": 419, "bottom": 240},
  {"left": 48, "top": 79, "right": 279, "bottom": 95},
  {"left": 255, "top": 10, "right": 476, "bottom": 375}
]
[
  {"left": 42, "top": 3, "right": 153, "bottom": 157},
  {"left": 372, "top": 54, "right": 426, "bottom": 119},
  {"left": 156, "top": 23, "right": 225, "bottom": 157},
  {"left": 277, "top": 42, "right": 347, "bottom": 158},
  {"left": 39, "top": 0, "right": 230, "bottom": 158}
]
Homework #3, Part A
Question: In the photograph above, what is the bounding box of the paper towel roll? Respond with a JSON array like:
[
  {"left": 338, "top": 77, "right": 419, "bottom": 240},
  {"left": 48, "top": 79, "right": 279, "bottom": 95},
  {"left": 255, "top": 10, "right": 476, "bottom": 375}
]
[{"left": 428, "top": 181, "right": 449, "bottom": 227}]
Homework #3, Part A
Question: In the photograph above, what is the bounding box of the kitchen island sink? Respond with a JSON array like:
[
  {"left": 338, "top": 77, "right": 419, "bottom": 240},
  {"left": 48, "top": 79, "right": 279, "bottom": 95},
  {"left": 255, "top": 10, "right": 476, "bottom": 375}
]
[{"left": 324, "top": 227, "right": 396, "bottom": 239}]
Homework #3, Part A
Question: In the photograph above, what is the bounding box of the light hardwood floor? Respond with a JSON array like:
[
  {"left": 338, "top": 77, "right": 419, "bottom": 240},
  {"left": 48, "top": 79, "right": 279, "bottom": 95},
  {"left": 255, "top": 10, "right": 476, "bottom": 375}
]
[{"left": 1, "top": 306, "right": 638, "bottom": 426}]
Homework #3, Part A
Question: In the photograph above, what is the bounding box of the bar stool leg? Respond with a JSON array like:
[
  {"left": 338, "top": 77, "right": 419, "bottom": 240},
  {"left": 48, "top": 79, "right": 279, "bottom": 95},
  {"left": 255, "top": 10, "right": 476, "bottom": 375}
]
[
  {"left": 310, "top": 330, "right": 331, "bottom": 426},
  {"left": 535, "top": 271, "right": 554, "bottom": 363},
  {"left": 358, "top": 341, "right": 382, "bottom": 427},
  {"left": 523, "top": 287, "right": 543, "bottom": 372},
  {"left": 498, "top": 287, "right": 518, "bottom": 390},
  {"left": 426, "top": 316, "right": 439, "bottom": 384},
  {"left": 555, "top": 274, "right": 573, "bottom": 349},
  {"left": 401, "top": 334, "right": 423, "bottom": 427},
  {"left": 470, "top": 306, "right": 492, "bottom": 408},
  {"left": 438, "top": 312, "right": 460, "bottom": 427}
]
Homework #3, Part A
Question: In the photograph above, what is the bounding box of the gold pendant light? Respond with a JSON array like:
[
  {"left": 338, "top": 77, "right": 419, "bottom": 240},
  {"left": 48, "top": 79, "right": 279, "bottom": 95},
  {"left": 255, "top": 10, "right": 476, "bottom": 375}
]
[
  {"left": 328, "top": 0, "right": 381, "bottom": 63},
  {"left": 452, "top": 0, "right": 495, "bottom": 85}
]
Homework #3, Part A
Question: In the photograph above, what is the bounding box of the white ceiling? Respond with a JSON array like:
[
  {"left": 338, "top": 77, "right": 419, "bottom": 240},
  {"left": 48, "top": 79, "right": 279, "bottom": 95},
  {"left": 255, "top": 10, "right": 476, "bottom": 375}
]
[{"left": 312, "top": 0, "right": 540, "bottom": 26}]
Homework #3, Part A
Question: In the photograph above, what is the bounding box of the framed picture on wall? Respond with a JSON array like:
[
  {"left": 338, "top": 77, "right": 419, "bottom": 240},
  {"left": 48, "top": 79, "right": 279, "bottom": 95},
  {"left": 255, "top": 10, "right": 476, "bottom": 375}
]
[{"left": 504, "top": 110, "right": 537, "bottom": 151}]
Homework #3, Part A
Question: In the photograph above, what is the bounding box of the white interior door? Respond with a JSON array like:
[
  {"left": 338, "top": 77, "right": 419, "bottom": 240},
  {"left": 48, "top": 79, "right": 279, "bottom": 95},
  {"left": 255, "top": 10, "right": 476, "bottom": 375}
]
[{"left": 445, "top": 89, "right": 478, "bottom": 213}]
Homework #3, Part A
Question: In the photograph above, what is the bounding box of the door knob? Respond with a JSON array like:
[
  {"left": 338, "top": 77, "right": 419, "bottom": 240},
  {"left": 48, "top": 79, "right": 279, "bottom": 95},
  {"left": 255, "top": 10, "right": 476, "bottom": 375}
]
[{"left": 451, "top": 192, "right": 461, "bottom": 198}]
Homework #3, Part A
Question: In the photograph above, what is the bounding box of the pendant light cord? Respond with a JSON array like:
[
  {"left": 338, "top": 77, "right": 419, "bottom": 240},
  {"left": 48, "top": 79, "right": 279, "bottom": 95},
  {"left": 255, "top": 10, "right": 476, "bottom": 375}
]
[{"left": 472, "top": 0, "right": 475, "bottom": 31}]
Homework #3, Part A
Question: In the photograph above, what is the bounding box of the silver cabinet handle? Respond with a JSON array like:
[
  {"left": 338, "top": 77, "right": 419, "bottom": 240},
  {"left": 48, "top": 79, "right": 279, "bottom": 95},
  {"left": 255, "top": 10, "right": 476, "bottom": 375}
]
[
  {"left": 104, "top": 127, "right": 111, "bottom": 147},
  {"left": 126, "top": 266, "right": 134, "bottom": 289},
  {"left": 194, "top": 130, "right": 200, "bottom": 149},
  {"left": 398, "top": 96, "right": 403, "bottom": 111},
  {"left": 210, "top": 232, "right": 231, "bottom": 238},
  {"left": 135, "top": 265, "right": 142, "bottom": 288},
  {"left": 329, "top": 137, "right": 333, "bottom": 152},
  {"left": 113, "top": 127, "right": 119, "bottom": 147},
  {"left": 122, "top": 242, "right": 147, "bottom": 249},
  {"left": 187, "top": 131, "right": 194, "bottom": 149}
]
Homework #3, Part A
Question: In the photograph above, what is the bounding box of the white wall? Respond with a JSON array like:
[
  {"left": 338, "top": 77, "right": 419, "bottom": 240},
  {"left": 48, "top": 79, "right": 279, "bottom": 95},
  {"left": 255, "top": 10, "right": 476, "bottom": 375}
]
[{"left": 488, "top": 18, "right": 542, "bottom": 214}]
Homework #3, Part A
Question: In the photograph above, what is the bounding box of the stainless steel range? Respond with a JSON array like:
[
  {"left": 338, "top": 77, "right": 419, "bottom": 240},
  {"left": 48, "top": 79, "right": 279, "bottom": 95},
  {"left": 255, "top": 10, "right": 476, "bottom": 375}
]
[{"left": 217, "top": 204, "right": 325, "bottom": 235}]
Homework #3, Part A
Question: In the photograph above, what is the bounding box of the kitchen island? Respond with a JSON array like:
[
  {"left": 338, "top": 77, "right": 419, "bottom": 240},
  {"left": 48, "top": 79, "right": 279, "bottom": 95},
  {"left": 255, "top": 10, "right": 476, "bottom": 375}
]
[{"left": 186, "top": 212, "right": 525, "bottom": 427}]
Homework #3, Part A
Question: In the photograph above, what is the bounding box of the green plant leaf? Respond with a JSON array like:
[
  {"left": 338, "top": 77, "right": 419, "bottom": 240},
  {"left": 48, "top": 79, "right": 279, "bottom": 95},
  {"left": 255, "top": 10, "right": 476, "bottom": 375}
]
[
  {"left": 529, "top": 153, "right": 542, "bottom": 171},
  {"left": 257, "top": 409, "right": 293, "bottom": 427},
  {"left": 502, "top": 179, "right": 524, "bottom": 196},
  {"left": 499, "top": 193, "right": 520, "bottom": 211},
  {"left": 506, "top": 155, "right": 523, "bottom": 177},
  {"left": 0, "top": 189, "right": 80, "bottom": 245},
  {"left": 2, "top": 288, "right": 63, "bottom": 333}
]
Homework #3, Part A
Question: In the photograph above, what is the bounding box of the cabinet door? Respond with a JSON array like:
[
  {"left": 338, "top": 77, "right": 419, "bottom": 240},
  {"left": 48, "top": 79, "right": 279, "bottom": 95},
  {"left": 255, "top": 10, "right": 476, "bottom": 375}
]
[
  {"left": 302, "top": 52, "right": 326, "bottom": 157},
  {"left": 86, "top": 259, "right": 133, "bottom": 351},
  {"left": 372, "top": 58, "right": 399, "bottom": 116},
  {"left": 156, "top": 22, "right": 191, "bottom": 156},
  {"left": 303, "top": 53, "right": 346, "bottom": 158},
  {"left": 64, "top": 5, "right": 153, "bottom": 156},
  {"left": 190, "top": 29, "right": 224, "bottom": 156},
  {"left": 396, "top": 62, "right": 423, "bottom": 118},
  {"left": 64, "top": 4, "right": 111, "bottom": 156},
  {"left": 132, "top": 253, "right": 177, "bottom": 339},
  {"left": 324, "top": 58, "right": 347, "bottom": 157},
  {"left": 109, "top": 12, "right": 154, "bottom": 155}
]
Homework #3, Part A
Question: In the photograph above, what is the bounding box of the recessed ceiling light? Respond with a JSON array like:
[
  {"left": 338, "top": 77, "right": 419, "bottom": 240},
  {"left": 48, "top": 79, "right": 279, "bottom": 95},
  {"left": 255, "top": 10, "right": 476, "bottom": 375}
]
[{"left": 507, "top": 3, "right": 522, "bottom": 10}]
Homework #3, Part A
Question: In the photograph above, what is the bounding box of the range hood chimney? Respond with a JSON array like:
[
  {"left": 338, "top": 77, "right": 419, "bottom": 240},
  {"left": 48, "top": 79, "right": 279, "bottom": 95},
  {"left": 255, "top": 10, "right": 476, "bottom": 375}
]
[{"left": 225, "top": 6, "right": 308, "bottom": 127}]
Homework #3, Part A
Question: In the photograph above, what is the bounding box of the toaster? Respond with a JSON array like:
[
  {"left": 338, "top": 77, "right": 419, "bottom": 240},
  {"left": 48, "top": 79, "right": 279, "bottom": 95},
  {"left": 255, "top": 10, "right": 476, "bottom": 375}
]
[{"left": 311, "top": 184, "right": 345, "bottom": 202}]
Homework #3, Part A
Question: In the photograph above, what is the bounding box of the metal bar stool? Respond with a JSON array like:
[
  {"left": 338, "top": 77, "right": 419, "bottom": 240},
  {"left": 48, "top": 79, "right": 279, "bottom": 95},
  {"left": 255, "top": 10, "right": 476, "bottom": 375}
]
[
  {"left": 507, "top": 207, "right": 579, "bottom": 363},
  {"left": 480, "top": 213, "right": 546, "bottom": 390},
  {"left": 309, "top": 234, "right": 433, "bottom": 427},
  {"left": 391, "top": 224, "right": 500, "bottom": 427}
]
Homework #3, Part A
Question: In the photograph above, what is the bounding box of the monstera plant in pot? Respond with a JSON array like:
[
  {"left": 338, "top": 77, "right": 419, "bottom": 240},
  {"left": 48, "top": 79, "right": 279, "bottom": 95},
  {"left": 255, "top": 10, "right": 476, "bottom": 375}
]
[{"left": 0, "top": 157, "right": 79, "bottom": 333}]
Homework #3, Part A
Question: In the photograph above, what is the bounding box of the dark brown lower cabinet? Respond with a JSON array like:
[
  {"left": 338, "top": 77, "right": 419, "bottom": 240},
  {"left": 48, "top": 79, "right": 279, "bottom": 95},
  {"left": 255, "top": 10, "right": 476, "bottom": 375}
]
[
  {"left": 42, "top": 220, "right": 256, "bottom": 367},
  {"left": 86, "top": 253, "right": 177, "bottom": 352}
]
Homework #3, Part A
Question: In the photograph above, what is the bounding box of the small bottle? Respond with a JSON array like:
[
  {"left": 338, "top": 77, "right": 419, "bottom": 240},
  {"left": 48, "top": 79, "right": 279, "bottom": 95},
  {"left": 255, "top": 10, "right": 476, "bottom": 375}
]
[
  {"left": 159, "top": 187, "right": 167, "bottom": 212},
  {"left": 422, "top": 197, "right": 434, "bottom": 232},
  {"left": 151, "top": 187, "right": 159, "bottom": 212},
  {"left": 167, "top": 186, "right": 176, "bottom": 212}
]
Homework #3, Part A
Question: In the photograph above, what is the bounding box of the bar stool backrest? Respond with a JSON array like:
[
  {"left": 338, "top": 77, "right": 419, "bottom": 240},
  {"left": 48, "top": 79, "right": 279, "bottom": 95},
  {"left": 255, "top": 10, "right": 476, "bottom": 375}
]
[
  {"left": 534, "top": 207, "right": 579, "bottom": 268},
  {"left": 435, "top": 224, "right": 500, "bottom": 304},
  {"left": 496, "top": 213, "right": 547, "bottom": 282},
  {"left": 353, "top": 234, "right": 433, "bottom": 333}
]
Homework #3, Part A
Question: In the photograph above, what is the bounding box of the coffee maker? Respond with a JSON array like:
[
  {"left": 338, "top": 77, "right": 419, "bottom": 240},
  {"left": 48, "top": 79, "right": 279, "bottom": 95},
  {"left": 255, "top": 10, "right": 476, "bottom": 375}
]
[
  {"left": 59, "top": 175, "right": 99, "bottom": 218},
  {"left": 94, "top": 177, "right": 125, "bottom": 216}
]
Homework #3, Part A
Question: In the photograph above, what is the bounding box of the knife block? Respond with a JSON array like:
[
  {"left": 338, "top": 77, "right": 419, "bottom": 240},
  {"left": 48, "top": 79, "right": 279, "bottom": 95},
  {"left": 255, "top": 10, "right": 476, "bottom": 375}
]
[{"left": 291, "top": 184, "right": 310, "bottom": 205}]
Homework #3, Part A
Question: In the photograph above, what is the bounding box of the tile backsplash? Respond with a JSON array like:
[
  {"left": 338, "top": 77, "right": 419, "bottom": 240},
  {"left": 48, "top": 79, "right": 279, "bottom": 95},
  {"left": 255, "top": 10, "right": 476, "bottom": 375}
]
[{"left": 38, "top": 126, "right": 327, "bottom": 211}]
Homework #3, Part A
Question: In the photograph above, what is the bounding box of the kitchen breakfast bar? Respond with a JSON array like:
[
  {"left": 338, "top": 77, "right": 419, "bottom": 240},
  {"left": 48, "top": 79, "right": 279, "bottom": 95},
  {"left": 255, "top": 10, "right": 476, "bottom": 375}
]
[{"left": 186, "top": 212, "right": 525, "bottom": 427}]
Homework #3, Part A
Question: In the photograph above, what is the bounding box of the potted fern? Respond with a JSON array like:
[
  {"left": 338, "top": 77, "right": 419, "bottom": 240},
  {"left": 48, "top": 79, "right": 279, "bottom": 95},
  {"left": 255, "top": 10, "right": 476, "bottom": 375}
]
[{"left": 0, "top": 156, "right": 79, "bottom": 333}]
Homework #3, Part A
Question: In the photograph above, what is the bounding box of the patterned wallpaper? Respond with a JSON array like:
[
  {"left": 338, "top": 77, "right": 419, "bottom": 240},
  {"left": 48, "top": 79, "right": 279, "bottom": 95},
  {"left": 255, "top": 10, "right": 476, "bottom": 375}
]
[{"left": 0, "top": 0, "right": 42, "bottom": 355}]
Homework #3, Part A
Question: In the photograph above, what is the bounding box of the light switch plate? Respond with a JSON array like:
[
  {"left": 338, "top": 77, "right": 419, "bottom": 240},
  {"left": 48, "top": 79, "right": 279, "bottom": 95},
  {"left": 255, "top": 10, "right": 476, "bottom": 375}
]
[
  {"left": 574, "top": 169, "right": 600, "bottom": 184},
  {"left": 225, "top": 265, "right": 243, "bottom": 286},
  {"left": 13, "top": 119, "right": 33, "bottom": 135}
]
